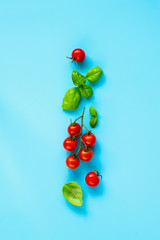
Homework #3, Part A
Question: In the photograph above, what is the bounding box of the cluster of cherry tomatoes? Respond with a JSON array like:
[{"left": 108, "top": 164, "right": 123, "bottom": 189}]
[{"left": 63, "top": 121, "right": 101, "bottom": 187}]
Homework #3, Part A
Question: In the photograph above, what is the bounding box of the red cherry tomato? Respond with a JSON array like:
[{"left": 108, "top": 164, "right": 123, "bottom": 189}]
[
  {"left": 63, "top": 137, "right": 77, "bottom": 151},
  {"left": 85, "top": 171, "right": 101, "bottom": 187},
  {"left": 66, "top": 155, "right": 80, "bottom": 169},
  {"left": 79, "top": 147, "right": 93, "bottom": 162},
  {"left": 82, "top": 133, "right": 96, "bottom": 147},
  {"left": 71, "top": 48, "right": 85, "bottom": 62},
  {"left": 67, "top": 123, "right": 81, "bottom": 136}
]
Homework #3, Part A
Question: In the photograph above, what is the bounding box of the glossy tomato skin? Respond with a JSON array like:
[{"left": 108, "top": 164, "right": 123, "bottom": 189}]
[
  {"left": 85, "top": 172, "right": 100, "bottom": 187},
  {"left": 79, "top": 147, "right": 93, "bottom": 162},
  {"left": 67, "top": 123, "right": 81, "bottom": 136},
  {"left": 82, "top": 133, "right": 96, "bottom": 147},
  {"left": 66, "top": 155, "right": 80, "bottom": 169},
  {"left": 71, "top": 48, "right": 85, "bottom": 62},
  {"left": 63, "top": 137, "right": 77, "bottom": 151}
]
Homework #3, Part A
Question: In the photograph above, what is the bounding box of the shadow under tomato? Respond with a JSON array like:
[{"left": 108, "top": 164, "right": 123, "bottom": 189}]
[
  {"left": 85, "top": 141, "right": 103, "bottom": 171},
  {"left": 69, "top": 55, "right": 95, "bottom": 74},
  {"left": 87, "top": 181, "right": 105, "bottom": 197}
]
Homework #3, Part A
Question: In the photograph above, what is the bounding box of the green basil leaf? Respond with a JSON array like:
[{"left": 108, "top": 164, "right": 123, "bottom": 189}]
[
  {"left": 90, "top": 117, "right": 98, "bottom": 128},
  {"left": 86, "top": 66, "right": 103, "bottom": 82},
  {"left": 62, "top": 87, "right": 81, "bottom": 110},
  {"left": 89, "top": 106, "right": 98, "bottom": 117},
  {"left": 62, "top": 181, "right": 83, "bottom": 207},
  {"left": 79, "top": 84, "right": 93, "bottom": 98},
  {"left": 72, "top": 70, "right": 86, "bottom": 86}
]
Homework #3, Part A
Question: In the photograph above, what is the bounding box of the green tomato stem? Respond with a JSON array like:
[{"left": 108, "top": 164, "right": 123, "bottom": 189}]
[
  {"left": 66, "top": 56, "right": 76, "bottom": 63},
  {"left": 82, "top": 124, "right": 90, "bottom": 134},
  {"left": 73, "top": 115, "right": 82, "bottom": 123},
  {"left": 73, "top": 107, "right": 88, "bottom": 157},
  {"left": 93, "top": 169, "right": 102, "bottom": 180}
]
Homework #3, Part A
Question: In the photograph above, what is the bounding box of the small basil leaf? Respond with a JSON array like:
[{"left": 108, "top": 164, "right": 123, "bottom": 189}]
[
  {"left": 89, "top": 106, "right": 98, "bottom": 117},
  {"left": 90, "top": 117, "right": 98, "bottom": 128},
  {"left": 62, "top": 181, "right": 83, "bottom": 207},
  {"left": 72, "top": 70, "right": 86, "bottom": 86},
  {"left": 86, "top": 66, "right": 103, "bottom": 82},
  {"left": 62, "top": 87, "right": 81, "bottom": 110},
  {"left": 79, "top": 84, "right": 93, "bottom": 98}
]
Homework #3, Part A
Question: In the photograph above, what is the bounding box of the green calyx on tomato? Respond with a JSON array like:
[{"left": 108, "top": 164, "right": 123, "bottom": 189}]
[
  {"left": 93, "top": 169, "right": 102, "bottom": 180},
  {"left": 69, "top": 136, "right": 76, "bottom": 140},
  {"left": 83, "top": 147, "right": 90, "bottom": 152},
  {"left": 85, "top": 130, "right": 91, "bottom": 135}
]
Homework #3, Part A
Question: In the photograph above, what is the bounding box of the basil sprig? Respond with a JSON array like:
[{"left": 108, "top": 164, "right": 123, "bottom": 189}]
[
  {"left": 62, "top": 66, "right": 103, "bottom": 110},
  {"left": 62, "top": 181, "right": 83, "bottom": 206}
]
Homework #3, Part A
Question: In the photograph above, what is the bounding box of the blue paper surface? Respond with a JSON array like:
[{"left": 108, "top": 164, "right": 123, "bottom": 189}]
[{"left": 0, "top": 1, "right": 160, "bottom": 239}]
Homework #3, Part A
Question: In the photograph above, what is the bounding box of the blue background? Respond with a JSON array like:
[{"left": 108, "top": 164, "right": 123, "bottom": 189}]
[{"left": 0, "top": 1, "right": 160, "bottom": 239}]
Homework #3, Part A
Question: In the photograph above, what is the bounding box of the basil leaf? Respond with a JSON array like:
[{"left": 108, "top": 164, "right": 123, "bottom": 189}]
[
  {"left": 90, "top": 117, "right": 98, "bottom": 128},
  {"left": 62, "top": 87, "right": 81, "bottom": 110},
  {"left": 79, "top": 84, "right": 93, "bottom": 98},
  {"left": 72, "top": 70, "right": 86, "bottom": 86},
  {"left": 86, "top": 66, "right": 103, "bottom": 82},
  {"left": 62, "top": 181, "right": 83, "bottom": 207},
  {"left": 89, "top": 106, "right": 98, "bottom": 117}
]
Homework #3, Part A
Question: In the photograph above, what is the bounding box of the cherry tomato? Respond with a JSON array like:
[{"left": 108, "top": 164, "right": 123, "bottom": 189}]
[
  {"left": 66, "top": 155, "right": 80, "bottom": 169},
  {"left": 82, "top": 133, "right": 96, "bottom": 147},
  {"left": 71, "top": 48, "right": 85, "bottom": 62},
  {"left": 79, "top": 147, "right": 93, "bottom": 162},
  {"left": 63, "top": 137, "right": 77, "bottom": 151},
  {"left": 85, "top": 170, "right": 102, "bottom": 187},
  {"left": 67, "top": 123, "right": 81, "bottom": 136}
]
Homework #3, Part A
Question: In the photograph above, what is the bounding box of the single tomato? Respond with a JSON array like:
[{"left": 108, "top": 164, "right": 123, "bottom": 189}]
[
  {"left": 85, "top": 170, "right": 102, "bottom": 187},
  {"left": 82, "top": 132, "right": 96, "bottom": 147},
  {"left": 66, "top": 155, "right": 80, "bottom": 169},
  {"left": 63, "top": 137, "right": 77, "bottom": 151},
  {"left": 79, "top": 147, "right": 93, "bottom": 162},
  {"left": 67, "top": 123, "right": 81, "bottom": 136},
  {"left": 67, "top": 48, "right": 85, "bottom": 62}
]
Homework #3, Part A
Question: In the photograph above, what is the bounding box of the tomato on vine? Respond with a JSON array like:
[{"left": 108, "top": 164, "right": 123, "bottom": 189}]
[
  {"left": 67, "top": 48, "right": 85, "bottom": 62},
  {"left": 79, "top": 147, "right": 93, "bottom": 162},
  {"left": 85, "top": 170, "right": 102, "bottom": 187},
  {"left": 63, "top": 137, "right": 77, "bottom": 151},
  {"left": 82, "top": 132, "right": 96, "bottom": 147},
  {"left": 66, "top": 155, "right": 80, "bottom": 169},
  {"left": 67, "top": 123, "right": 81, "bottom": 136}
]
